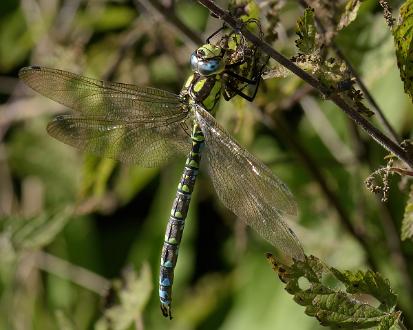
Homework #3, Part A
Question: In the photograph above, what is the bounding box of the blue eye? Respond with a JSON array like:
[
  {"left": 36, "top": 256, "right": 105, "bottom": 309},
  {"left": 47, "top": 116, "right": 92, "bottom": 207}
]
[
  {"left": 190, "top": 52, "right": 198, "bottom": 70},
  {"left": 198, "top": 59, "right": 221, "bottom": 76}
]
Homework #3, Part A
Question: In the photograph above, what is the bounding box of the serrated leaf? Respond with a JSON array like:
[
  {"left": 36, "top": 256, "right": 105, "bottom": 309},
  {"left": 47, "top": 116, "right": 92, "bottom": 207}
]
[
  {"left": 330, "top": 269, "right": 397, "bottom": 312},
  {"left": 393, "top": 0, "right": 413, "bottom": 102},
  {"left": 377, "top": 312, "right": 403, "bottom": 330},
  {"left": 266, "top": 254, "right": 403, "bottom": 329},
  {"left": 303, "top": 0, "right": 363, "bottom": 43},
  {"left": 95, "top": 263, "right": 152, "bottom": 330},
  {"left": 401, "top": 184, "right": 413, "bottom": 240},
  {"left": 312, "top": 292, "right": 386, "bottom": 328},
  {"left": 2, "top": 207, "right": 72, "bottom": 251},
  {"left": 296, "top": 8, "right": 317, "bottom": 54}
]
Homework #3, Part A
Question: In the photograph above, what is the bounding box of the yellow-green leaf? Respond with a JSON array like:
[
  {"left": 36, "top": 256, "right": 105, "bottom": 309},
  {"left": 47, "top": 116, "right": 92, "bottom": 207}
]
[
  {"left": 330, "top": 269, "right": 397, "bottom": 312},
  {"left": 393, "top": 0, "right": 413, "bottom": 102},
  {"left": 401, "top": 184, "right": 413, "bottom": 240},
  {"left": 296, "top": 8, "right": 317, "bottom": 54},
  {"left": 338, "top": 0, "right": 363, "bottom": 31},
  {"left": 266, "top": 254, "right": 403, "bottom": 329},
  {"left": 3, "top": 207, "right": 72, "bottom": 251}
]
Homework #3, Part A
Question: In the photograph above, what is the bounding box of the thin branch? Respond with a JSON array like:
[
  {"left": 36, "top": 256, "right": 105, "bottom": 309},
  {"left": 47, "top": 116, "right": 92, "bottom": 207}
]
[
  {"left": 299, "top": 95, "right": 356, "bottom": 165},
  {"left": 278, "top": 84, "right": 314, "bottom": 111},
  {"left": 134, "top": 0, "right": 203, "bottom": 46},
  {"left": 332, "top": 45, "right": 400, "bottom": 143},
  {"left": 297, "top": 0, "right": 400, "bottom": 144},
  {"left": 196, "top": 0, "right": 413, "bottom": 169},
  {"left": 389, "top": 167, "right": 413, "bottom": 176},
  {"left": 36, "top": 251, "right": 110, "bottom": 296}
]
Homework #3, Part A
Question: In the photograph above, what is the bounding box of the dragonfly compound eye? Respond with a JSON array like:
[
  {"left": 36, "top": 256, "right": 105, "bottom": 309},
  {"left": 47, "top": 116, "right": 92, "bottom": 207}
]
[
  {"left": 190, "top": 52, "right": 198, "bottom": 70},
  {"left": 197, "top": 59, "right": 223, "bottom": 76}
]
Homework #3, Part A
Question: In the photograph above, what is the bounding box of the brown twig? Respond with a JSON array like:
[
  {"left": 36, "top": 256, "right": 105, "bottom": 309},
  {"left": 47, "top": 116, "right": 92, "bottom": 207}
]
[
  {"left": 389, "top": 167, "right": 413, "bottom": 177},
  {"left": 196, "top": 0, "right": 412, "bottom": 169},
  {"left": 297, "top": 0, "right": 400, "bottom": 144},
  {"left": 36, "top": 251, "right": 110, "bottom": 295},
  {"left": 134, "top": 0, "right": 203, "bottom": 46},
  {"left": 333, "top": 44, "right": 400, "bottom": 144}
]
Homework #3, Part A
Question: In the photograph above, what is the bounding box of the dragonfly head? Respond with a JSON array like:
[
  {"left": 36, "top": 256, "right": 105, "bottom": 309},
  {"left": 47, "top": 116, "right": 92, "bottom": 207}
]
[{"left": 190, "top": 44, "right": 226, "bottom": 76}]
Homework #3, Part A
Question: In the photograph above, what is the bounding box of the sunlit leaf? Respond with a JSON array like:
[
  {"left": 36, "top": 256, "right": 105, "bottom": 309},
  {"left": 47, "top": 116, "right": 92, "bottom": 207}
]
[
  {"left": 266, "top": 254, "right": 403, "bottom": 329},
  {"left": 393, "top": 0, "right": 413, "bottom": 102},
  {"left": 338, "top": 0, "right": 363, "bottom": 31},
  {"left": 303, "top": 0, "right": 363, "bottom": 42},
  {"left": 295, "top": 8, "right": 316, "bottom": 55},
  {"left": 330, "top": 269, "right": 398, "bottom": 312},
  {"left": 401, "top": 184, "right": 413, "bottom": 240}
]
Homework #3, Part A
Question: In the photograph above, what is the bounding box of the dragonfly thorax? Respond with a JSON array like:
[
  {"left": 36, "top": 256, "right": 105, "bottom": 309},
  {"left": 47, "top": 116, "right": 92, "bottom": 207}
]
[{"left": 181, "top": 44, "right": 227, "bottom": 113}]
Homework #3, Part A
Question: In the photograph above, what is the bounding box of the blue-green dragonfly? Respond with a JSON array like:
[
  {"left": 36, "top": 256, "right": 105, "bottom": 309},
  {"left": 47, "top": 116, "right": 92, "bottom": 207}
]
[{"left": 19, "top": 39, "right": 304, "bottom": 319}]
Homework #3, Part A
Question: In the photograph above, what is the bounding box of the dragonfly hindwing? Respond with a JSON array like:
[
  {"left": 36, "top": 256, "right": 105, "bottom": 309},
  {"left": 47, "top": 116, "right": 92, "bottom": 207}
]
[{"left": 195, "top": 106, "right": 304, "bottom": 261}]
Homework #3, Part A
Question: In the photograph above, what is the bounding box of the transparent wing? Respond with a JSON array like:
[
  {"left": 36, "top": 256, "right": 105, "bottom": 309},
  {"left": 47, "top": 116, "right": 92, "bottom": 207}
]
[
  {"left": 19, "top": 66, "right": 184, "bottom": 119},
  {"left": 195, "top": 107, "right": 304, "bottom": 260},
  {"left": 19, "top": 66, "right": 191, "bottom": 166},
  {"left": 46, "top": 114, "right": 191, "bottom": 166}
]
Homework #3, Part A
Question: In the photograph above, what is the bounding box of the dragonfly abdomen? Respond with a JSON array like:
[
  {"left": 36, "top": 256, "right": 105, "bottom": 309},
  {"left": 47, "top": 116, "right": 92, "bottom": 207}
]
[{"left": 159, "top": 125, "right": 204, "bottom": 319}]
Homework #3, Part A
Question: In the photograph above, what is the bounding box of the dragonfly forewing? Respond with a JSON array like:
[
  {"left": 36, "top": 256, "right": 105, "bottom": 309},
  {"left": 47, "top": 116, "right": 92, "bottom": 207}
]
[
  {"left": 19, "top": 66, "right": 185, "bottom": 120},
  {"left": 195, "top": 106, "right": 304, "bottom": 260},
  {"left": 19, "top": 66, "right": 192, "bottom": 166}
]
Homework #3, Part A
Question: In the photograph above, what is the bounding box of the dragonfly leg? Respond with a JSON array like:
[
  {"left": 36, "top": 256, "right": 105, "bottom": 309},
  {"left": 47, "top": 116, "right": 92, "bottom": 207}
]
[{"left": 206, "top": 25, "right": 226, "bottom": 44}]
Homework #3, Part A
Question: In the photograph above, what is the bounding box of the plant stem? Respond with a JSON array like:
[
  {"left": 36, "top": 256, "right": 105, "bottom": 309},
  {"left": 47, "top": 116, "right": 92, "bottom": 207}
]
[
  {"left": 297, "top": 0, "right": 400, "bottom": 144},
  {"left": 196, "top": 0, "right": 413, "bottom": 168},
  {"left": 134, "top": 0, "right": 202, "bottom": 46},
  {"left": 332, "top": 44, "right": 400, "bottom": 143}
]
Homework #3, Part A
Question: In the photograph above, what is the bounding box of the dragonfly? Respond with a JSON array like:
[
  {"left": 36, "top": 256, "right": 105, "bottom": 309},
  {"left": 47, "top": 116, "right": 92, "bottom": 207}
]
[{"left": 19, "top": 36, "right": 304, "bottom": 319}]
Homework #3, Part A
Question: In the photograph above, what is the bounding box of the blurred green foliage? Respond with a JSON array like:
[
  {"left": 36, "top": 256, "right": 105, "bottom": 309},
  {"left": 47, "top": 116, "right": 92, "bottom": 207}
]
[{"left": 0, "top": 0, "right": 413, "bottom": 329}]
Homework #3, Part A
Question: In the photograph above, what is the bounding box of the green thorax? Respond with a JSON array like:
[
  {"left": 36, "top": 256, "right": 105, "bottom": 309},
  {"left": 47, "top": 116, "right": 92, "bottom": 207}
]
[
  {"left": 181, "top": 73, "right": 222, "bottom": 114},
  {"left": 180, "top": 43, "right": 227, "bottom": 115}
]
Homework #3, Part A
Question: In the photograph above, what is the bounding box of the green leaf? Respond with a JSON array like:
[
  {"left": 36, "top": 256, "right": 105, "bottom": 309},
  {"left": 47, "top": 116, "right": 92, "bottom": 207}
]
[
  {"left": 95, "top": 263, "right": 152, "bottom": 330},
  {"left": 266, "top": 254, "right": 403, "bottom": 329},
  {"left": 0, "top": 8, "right": 33, "bottom": 71},
  {"left": 338, "top": 0, "right": 363, "bottom": 31},
  {"left": 293, "top": 7, "right": 372, "bottom": 118},
  {"left": 228, "top": 0, "right": 260, "bottom": 22},
  {"left": 330, "top": 269, "right": 398, "bottom": 312},
  {"left": 401, "top": 184, "right": 413, "bottom": 240},
  {"left": 77, "top": 5, "right": 135, "bottom": 32},
  {"left": 2, "top": 207, "right": 72, "bottom": 251},
  {"left": 54, "top": 310, "right": 76, "bottom": 330},
  {"left": 393, "top": 0, "right": 413, "bottom": 102},
  {"left": 296, "top": 8, "right": 317, "bottom": 55},
  {"left": 80, "top": 155, "right": 117, "bottom": 199},
  {"left": 303, "top": 0, "right": 363, "bottom": 42}
]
